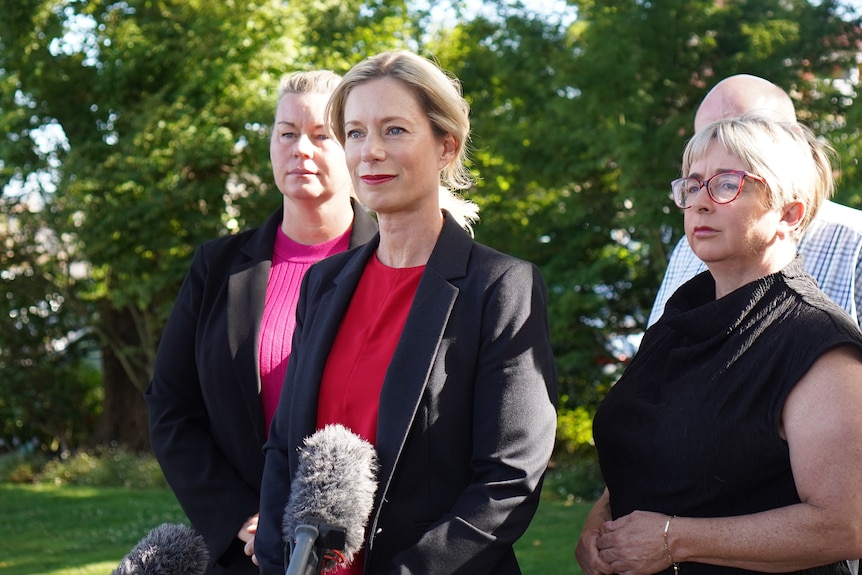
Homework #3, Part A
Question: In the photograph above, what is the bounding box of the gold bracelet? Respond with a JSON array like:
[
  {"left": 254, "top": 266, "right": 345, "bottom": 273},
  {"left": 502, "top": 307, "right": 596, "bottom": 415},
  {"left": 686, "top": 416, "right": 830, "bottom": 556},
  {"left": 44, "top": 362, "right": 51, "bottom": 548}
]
[{"left": 664, "top": 515, "right": 680, "bottom": 575}]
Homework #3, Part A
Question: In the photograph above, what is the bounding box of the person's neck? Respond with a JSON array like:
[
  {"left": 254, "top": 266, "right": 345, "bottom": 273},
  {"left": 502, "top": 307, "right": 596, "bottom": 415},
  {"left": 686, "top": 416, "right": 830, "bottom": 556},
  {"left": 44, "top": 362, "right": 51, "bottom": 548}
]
[
  {"left": 708, "top": 244, "right": 797, "bottom": 299},
  {"left": 281, "top": 197, "right": 354, "bottom": 245},
  {"left": 375, "top": 208, "right": 444, "bottom": 268}
]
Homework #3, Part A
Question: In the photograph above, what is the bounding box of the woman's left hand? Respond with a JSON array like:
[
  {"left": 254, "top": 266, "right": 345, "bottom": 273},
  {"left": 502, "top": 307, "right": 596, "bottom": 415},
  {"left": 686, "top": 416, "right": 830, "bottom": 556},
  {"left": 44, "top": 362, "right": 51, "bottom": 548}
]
[{"left": 596, "top": 511, "right": 675, "bottom": 575}]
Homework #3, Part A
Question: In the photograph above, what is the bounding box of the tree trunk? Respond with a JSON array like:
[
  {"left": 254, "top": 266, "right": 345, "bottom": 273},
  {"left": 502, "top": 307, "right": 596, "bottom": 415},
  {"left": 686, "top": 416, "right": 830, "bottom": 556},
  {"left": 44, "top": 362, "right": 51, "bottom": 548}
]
[{"left": 89, "top": 305, "right": 151, "bottom": 451}]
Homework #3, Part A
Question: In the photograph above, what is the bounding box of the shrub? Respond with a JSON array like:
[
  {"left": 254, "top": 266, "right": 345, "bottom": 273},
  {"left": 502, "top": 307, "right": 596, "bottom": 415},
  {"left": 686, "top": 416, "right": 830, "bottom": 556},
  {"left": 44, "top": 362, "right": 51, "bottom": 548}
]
[
  {"left": 556, "top": 404, "right": 596, "bottom": 456},
  {"left": 0, "top": 355, "right": 102, "bottom": 453},
  {"left": 38, "top": 445, "right": 168, "bottom": 489},
  {"left": 0, "top": 449, "right": 48, "bottom": 483},
  {"left": 0, "top": 444, "right": 167, "bottom": 489},
  {"left": 552, "top": 404, "right": 605, "bottom": 501}
]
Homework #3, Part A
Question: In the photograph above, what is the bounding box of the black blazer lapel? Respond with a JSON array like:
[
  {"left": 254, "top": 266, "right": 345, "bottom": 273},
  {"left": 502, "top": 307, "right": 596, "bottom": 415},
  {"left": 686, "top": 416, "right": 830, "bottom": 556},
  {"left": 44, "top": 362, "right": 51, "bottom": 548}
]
[
  {"left": 373, "top": 214, "right": 473, "bottom": 515},
  {"left": 227, "top": 208, "right": 281, "bottom": 443}
]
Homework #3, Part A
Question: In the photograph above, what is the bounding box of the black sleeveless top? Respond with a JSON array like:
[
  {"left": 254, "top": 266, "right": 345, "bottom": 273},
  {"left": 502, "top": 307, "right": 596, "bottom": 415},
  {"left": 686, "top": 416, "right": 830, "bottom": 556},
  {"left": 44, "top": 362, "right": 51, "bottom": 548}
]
[{"left": 593, "top": 257, "right": 862, "bottom": 575}]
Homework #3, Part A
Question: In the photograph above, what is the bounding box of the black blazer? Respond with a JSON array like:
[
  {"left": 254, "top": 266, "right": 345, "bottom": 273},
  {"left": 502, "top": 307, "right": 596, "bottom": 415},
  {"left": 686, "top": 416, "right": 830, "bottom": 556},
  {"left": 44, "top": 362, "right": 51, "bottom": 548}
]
[
  {"left": 257, "top": 212, "right": 558, "bottom": 575},
  {"left": 145, "top": 201, "right": 378, "bottom": 574}
]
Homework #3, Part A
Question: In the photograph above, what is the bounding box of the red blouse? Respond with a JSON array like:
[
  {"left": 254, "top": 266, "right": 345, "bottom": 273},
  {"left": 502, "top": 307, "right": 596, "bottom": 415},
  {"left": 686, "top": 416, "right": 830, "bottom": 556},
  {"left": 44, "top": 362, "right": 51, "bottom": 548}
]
[
  {"left": 316, "top": 253, "right": 424, "bottom": 575},
  {"left": 316, "top": 253, "right": 424, "bottom": 444}
]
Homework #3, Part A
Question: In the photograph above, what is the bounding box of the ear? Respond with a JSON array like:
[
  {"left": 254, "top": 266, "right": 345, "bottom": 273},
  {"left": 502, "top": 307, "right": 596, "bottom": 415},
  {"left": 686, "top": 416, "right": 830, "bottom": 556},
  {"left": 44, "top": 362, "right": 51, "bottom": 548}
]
[
  {"left": 438, "top": 134, "right": 458, "bottom": 169},
  {"left": 777, "top": 200, "right": 805, "bottom": 237}
]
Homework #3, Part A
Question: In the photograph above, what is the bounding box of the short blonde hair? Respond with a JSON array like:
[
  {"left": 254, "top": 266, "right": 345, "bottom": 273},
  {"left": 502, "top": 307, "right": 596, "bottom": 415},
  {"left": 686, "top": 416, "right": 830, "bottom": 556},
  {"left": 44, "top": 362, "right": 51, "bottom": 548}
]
[
  {"left": 277, "top": 70, "right": 341, "bottom": 99},
  {"left": 274, "top": 71, "right": 342, "bottom": 126},
  {"left": 682, "top": 114, "right": 834, "bottom": 238}
]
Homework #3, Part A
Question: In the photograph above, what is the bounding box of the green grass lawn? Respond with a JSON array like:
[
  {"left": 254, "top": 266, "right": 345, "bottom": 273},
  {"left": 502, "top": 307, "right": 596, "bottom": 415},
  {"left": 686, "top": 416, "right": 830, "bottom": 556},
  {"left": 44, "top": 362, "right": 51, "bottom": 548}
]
[
  {"left": 0, "top": 483, "right": 590, "bottom": 574},
  {"left": 516, "top": 492, "right": 591, "bottom": 575}
]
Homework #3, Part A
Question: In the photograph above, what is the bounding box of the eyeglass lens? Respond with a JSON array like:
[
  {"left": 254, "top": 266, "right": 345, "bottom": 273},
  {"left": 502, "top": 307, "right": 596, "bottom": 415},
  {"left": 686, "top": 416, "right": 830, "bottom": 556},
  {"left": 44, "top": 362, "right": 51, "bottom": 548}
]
[{"left": 672, "top": 172, "right": 744, "bottom": 208}]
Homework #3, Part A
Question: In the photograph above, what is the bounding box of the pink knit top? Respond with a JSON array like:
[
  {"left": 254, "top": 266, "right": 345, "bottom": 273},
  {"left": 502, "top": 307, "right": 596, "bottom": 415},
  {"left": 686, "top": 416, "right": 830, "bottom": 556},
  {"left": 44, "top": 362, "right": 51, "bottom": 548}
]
[{"left": 259, "top": 226, "right": 351, "bottom": 435}]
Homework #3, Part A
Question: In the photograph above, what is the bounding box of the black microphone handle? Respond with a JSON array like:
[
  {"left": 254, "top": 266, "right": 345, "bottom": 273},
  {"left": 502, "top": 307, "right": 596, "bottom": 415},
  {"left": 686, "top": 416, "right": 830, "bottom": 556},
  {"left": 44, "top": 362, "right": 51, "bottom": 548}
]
[{"left": 285, "top": 524, "right": 320, "bottom": 575}]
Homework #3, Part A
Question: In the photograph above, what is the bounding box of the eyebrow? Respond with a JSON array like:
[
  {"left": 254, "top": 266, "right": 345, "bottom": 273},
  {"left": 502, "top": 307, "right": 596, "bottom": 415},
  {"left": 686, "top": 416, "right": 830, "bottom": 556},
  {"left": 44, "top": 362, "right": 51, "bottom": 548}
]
[
  {"left": 687, "top": 168, "right": 739, "bottom": 178},
  {"left": 344, "top": 115, "right": 412, "bottom": 127},
  {"left": 275, "top": 120, "right": 326, "bottom": 131}
]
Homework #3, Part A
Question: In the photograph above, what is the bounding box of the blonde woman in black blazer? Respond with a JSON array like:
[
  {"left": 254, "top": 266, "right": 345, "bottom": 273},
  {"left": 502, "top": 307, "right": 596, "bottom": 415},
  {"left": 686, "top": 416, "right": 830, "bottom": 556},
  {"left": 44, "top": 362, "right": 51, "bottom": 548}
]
[
  {"left": 256, "top": 51, "right": 558, "bottom": 575},
  {"left": 146, "top": 71, "right": 377, "bottom": 574}
]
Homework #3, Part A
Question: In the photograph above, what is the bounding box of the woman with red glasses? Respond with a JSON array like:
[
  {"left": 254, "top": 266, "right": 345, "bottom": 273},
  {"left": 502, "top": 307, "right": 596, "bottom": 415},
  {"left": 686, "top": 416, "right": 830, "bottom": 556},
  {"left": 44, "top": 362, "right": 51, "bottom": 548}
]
[{"left": 582, "top": 114, "right": 862, "bottom": 575}]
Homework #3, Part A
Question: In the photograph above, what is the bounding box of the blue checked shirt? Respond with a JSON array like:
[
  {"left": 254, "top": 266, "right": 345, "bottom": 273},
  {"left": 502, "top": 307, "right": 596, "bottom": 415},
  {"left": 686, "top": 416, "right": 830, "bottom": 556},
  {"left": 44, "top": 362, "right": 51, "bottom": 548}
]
[{"left": 649, "top": 200, "right": 862, "bottom": 329}]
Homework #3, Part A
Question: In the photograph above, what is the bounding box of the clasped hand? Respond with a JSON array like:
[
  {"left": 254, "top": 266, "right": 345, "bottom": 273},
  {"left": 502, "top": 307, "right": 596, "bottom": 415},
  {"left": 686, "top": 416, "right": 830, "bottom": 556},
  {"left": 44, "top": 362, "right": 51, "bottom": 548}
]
[{"left": 589, "top": 510, "right": 673, "bottom": 575}]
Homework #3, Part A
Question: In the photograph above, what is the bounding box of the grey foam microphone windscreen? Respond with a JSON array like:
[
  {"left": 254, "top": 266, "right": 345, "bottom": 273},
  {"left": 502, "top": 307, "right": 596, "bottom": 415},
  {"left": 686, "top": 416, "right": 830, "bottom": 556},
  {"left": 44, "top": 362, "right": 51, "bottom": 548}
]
[
  {"left": 282, "top": 423, "right": 379, "bottom": 566},
  {"left": 112, "top": 523, "right": 209, "bottom": 575}
]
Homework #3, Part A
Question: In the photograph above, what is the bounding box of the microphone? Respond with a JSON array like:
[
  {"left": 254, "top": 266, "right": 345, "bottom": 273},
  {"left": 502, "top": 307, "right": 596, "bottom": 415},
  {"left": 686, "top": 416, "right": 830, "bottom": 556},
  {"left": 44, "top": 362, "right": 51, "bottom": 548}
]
[
  {"left": 282, "top": 424, "right": 378, "bottom": 575},
  {"left": 112, "top": 523, "right": 209, "bottom": 575}
]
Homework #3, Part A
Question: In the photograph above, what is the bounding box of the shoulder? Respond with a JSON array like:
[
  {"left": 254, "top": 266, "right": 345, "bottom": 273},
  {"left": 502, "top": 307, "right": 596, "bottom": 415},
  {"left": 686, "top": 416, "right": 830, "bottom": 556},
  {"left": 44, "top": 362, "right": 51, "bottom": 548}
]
[
  {"left": 432, "top": 220, "right": 540, "bottom": 289},
  {"left": 815, "top": 200, "right": 862, "bottom": 231},
  {"left": 190, "top": 228, "right": 270, "bottom": 275},
  {"left": 781, "top": 268, "right": 862, "bottom": 346},
  {"left": 804, "top": 200, "right": 862, "bottom": 239},
  {"left": 437, "top": 213, "right": 539, "bottom": 276},
  {"left": 196, "top": 227, "right": 260, "bottom": 254},
  {"left": 469, "top": 241, "right": 537, "bottom": 277},
  {"left": 194, "top": 209, "right": 280, "bottom": 261},
  {"left": 455, "top": 240, "right": 548, "bottom": 310}
]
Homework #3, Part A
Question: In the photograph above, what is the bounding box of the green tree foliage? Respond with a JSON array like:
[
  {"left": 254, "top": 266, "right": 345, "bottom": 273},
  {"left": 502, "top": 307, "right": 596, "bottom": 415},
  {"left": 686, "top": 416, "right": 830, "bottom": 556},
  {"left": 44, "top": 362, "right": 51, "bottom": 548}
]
[
  {"left": 0, "top": 0, "right": 414, "bottom": 450},
  {"left": 431, "top": 2, "right": 862, "bottom": 468},
  {"left": 0, "top": 200, "right": 102, "bottom": 451},
  {"left": 430, "top": 5, "right": 627, "bottom": 412},
  {"left": 432, "top": 0, "right": 861, "bottom": 440},
  {"left": 1, "top": 0, "right": 860, "bottom": 455},
  {"left": 557, "top": 0, "right": 862, "bottom": 410}
]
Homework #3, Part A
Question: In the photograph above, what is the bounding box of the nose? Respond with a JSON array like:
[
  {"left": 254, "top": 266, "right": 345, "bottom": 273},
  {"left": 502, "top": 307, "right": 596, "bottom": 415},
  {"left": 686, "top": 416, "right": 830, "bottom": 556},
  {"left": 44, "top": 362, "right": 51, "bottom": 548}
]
[
  {"left": 293, "top": 134, "right": 314, "bottom": 158},
  {"left": 360, "top": 133, "right": 384, "bottom": 162},
  {"left": 690, "top": 183, "right": 713, "bottom": 212}
]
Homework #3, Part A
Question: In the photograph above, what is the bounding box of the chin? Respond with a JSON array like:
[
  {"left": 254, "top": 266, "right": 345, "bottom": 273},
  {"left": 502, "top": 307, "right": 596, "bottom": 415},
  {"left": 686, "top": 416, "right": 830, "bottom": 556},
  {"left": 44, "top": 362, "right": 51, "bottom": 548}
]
[
  {"left": 355, "top": 192, "right": 387, "bottom": 213},
  {"left": 691, "top": 247, "right": 722, "bottom": 265},
  {"left": 286, "top": 187, "right": 328, "bottom": 201}
]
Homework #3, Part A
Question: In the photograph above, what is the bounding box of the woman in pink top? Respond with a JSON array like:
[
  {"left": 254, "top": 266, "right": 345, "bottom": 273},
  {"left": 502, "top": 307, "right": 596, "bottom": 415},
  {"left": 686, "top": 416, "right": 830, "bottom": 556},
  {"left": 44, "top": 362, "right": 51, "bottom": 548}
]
[
  {"left": 146, "top": 71, "right": 377, "bottom": 574},
  {"left": 257, "top": 51, "right": 558, "bottom": 575}
]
